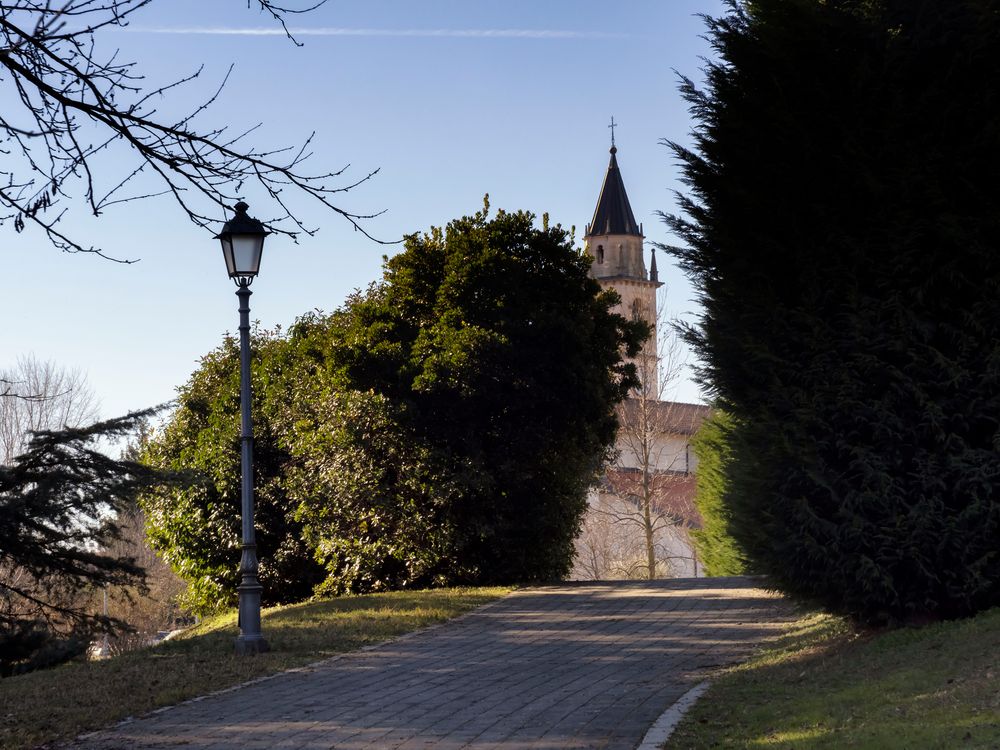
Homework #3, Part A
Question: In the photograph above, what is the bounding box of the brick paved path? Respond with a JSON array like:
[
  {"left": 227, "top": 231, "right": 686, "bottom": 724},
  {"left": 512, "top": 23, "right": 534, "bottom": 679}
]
[{"left": 71, "top": 578, "right": 795, "bottom": 750}]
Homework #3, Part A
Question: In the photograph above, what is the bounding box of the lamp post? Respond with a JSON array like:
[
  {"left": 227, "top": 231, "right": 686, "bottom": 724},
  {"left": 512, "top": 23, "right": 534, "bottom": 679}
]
[{"left": 216, "top": 201, "right": 270, "bottom": 655}]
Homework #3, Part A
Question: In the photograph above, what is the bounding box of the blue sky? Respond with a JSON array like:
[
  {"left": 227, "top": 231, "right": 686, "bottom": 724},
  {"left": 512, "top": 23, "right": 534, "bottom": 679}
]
[{"left": 0, "top": 0, "right": 727, "bottom": 418}]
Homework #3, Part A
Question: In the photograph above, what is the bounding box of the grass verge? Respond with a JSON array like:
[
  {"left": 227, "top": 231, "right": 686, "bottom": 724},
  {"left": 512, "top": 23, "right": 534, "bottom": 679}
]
[
  {"left": 0, "top": 586, "right": 509, "bottom": 750},
  {"left": 667, "top": 606, "right": 1000, "bottom": 749}
]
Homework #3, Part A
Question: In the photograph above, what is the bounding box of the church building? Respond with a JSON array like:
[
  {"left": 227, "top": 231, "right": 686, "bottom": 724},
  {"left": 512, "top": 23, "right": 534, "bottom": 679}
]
[{"left": 571, "top": 136, "right": 710, "bottom": 580}]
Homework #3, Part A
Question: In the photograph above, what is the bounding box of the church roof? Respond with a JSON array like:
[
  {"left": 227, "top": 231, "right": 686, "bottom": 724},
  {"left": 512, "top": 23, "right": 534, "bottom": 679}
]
[
  {"left": 587, "top": 146, "right": 641, "bottom": 237},
  {"left": 617, "top": 400, "right": 711, "bottom": 436}
]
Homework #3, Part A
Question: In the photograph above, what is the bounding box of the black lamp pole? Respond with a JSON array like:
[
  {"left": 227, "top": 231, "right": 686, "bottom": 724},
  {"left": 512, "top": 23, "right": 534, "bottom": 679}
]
[{"left": 217, "top": 201, "right": 270, "bottom": 655}]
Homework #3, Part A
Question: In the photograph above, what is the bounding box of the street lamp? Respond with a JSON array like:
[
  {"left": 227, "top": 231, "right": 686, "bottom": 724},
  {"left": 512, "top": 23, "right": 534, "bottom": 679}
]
[{"left": 216, "top": 201, "right": 270, "bottom": 655}]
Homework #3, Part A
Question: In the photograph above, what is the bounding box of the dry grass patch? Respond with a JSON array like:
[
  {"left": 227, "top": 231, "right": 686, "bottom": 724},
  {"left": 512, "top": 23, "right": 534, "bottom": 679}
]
[{"left": 0, "top": 587, "right": 509, "bottom": 750}]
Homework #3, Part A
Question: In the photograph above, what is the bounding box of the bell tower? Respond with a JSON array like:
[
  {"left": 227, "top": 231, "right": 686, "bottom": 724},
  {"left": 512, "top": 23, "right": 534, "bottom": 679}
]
[{"left": 583, "top": 130, "right": 662, "bottom": 363}]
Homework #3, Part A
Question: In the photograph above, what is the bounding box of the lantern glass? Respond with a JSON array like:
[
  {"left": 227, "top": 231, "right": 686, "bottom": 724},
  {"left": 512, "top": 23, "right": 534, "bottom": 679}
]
[
  {"left": 216, "top": 201, "right": 267, "bottom": 279},
  {"left": 220, "top": 236, "right": 237, "bottom": 277},
  {"left": 229, "top": 234, "right": 264, "bottom": 277}
]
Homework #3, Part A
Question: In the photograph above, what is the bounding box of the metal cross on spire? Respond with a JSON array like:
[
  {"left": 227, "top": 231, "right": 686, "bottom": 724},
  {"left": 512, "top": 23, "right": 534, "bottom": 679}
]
[{"left": 608, "top": 116, "right": 618, "bottom": 147}]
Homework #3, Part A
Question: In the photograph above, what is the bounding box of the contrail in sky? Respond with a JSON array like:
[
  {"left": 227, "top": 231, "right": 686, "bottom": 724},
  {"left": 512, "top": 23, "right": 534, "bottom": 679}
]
[{"left": 120, "top": 26, "right": 626, "bottom": 39}]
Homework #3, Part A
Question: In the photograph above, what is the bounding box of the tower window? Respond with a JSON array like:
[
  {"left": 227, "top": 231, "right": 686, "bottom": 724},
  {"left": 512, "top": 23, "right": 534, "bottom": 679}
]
[{"left": 597, "top": 245, "right": 604, "bottom": 264}]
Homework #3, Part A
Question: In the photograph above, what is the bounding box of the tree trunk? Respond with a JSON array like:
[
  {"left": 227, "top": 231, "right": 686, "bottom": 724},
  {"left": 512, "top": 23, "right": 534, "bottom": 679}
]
[{"left": 643, "top": 472, "right": 656, "bottom": 580}]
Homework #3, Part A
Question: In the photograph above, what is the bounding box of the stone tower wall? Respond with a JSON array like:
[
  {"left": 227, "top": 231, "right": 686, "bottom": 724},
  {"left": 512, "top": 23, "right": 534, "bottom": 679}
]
[{"left": 585, "top": 233, "right": 647, "bottom": 281}]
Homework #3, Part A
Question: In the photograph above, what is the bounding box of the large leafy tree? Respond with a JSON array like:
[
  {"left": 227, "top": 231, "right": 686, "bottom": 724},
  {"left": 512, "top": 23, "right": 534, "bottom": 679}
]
[
  {"left": 317, "top": 204, "right": 646, "bottom": 585},
  {"left": 667, "top": 0, "right": 1000, "bottom": 621},
  {"left": 144, "top": 202, "right": 645, "bottom": 604}
]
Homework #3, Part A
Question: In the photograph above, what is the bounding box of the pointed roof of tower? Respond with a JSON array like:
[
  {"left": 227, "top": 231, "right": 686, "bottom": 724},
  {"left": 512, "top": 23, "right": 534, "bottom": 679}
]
[{"left": 587, "top": 145, "right": 641, "bottom": 237}]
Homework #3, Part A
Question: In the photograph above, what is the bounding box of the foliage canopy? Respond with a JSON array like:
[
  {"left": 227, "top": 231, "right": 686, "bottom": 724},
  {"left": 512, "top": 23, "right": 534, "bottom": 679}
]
[{"left": 141, "top": 331, "right": 325, "bottom": 612}]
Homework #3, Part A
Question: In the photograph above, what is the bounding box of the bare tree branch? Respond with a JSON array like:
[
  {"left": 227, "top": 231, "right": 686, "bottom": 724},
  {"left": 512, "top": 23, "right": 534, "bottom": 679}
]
[{"left": 0, "top": 0, "right": 386, "bottom": 262}]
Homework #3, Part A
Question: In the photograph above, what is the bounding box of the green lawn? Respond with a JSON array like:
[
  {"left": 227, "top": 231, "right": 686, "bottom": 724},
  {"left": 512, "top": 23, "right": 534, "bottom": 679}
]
[
  {"left": 0, "top": 587, "right": 509, "bottom": 750},
  {"left": 667, "top": 607, "right": 1000, "bottom": 749}
]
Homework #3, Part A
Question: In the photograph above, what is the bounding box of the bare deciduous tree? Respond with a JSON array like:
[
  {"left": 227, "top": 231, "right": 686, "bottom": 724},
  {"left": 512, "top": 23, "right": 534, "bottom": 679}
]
[
  {"left": 572, "top": 498, "right": 647, "bottom": 580},
  {"left": 98, "top": 500, "right": 189, "bottom": 654},
  {"left": 573, "top": 295, "right": 707, "bottom": 580},
  {"left": 0, "top": 354, "right": 99, "bottom": 463},
  {"left": 0, "top": 0, "right": 381, "bottom": 262}
]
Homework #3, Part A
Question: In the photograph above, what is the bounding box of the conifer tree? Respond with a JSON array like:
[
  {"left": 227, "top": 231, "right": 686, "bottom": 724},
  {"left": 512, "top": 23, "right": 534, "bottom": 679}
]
[
  {"left": 666, "top": 0, "right": 1000, "bottom": 621},
  {"left": 0, "top": 411, "right": 169, "bottom": 674}
]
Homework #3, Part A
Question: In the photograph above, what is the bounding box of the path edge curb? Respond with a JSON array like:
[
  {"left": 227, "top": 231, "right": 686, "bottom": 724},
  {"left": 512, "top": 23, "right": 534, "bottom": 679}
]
[{"left": 636, "top": 680, "right": 711, "bottom": 749}]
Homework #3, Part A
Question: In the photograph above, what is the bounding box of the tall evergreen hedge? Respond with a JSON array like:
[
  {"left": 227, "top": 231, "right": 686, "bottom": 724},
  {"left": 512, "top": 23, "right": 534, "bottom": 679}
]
[
  {"left": 667, "top": 0, "right": 1000, "bottom": 622},
  {"left": 690, "top": 409, "right": 750, "bottom": 577}
]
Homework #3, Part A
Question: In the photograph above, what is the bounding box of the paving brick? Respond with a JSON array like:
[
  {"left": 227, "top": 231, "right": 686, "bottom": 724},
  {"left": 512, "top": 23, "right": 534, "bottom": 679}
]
[{"left": 66, "top": 577, "right": 794, "bottom": 750}]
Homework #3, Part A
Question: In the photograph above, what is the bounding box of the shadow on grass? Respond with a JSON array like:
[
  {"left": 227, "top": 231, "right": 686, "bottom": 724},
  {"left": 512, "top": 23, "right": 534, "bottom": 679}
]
[{"left": 668, "top": 607, "right": 1000, "bottom": 750}]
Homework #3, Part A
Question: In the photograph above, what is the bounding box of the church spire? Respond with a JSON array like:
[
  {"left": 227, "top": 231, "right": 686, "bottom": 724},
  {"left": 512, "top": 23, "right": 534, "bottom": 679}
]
[
  {"left": 584, "top": 128, "right": 655, "bottom": 285},
  {"left": 587, "top": 141, "right": 641, "bottom": 238},
  {"left": 582, "top": 126, "right": 661, "bottom": 390}
]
